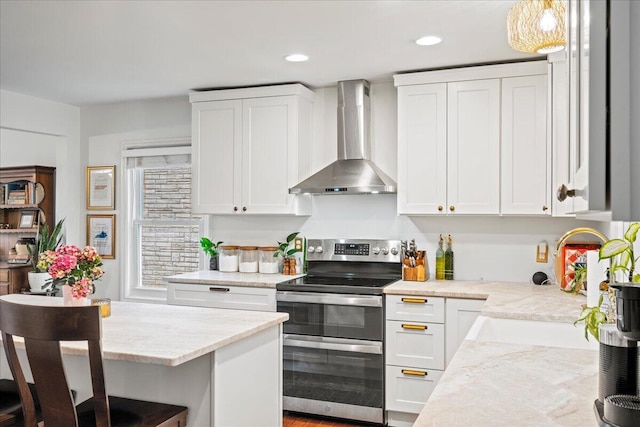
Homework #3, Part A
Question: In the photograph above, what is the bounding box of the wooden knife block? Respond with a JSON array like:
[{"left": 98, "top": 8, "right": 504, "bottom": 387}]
[{"left": 402, "top": 250, "right": 428, "bottom": 282}]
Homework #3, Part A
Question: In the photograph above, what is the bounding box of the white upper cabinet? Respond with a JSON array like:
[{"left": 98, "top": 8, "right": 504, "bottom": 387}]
[
  {"left": 190, "top": 84, "right": 314, "bottom": 215},
  {"left": 448, "top": 79, "right": 500, "bottom": 215},
  {"left": 501, "top": 75, "right": 550, "bottom": 215},
  {"left": 397, "top": 83, "right": 447, "bottom": 214},
  {"left": 395, "top": 61, "right": 548, "bottom": 216}
]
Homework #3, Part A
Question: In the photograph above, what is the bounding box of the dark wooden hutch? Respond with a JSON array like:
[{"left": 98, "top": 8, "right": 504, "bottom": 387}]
[{"left": 0, "top": 165, "right": 55, "bottom": 294}]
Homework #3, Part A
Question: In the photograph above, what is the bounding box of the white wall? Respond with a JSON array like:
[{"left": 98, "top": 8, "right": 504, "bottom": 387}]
[{"left": 0, "top": 90, "right": 82, "bottom": 243}]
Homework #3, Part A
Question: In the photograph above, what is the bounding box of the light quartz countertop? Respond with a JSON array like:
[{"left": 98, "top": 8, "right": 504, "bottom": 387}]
[
  {"left": 165, "top": 270, "right": 304, "bottom": 288},
  {"left": 385, "top": 280, "right": 587, "bottom": 323},
  {"left": 0, "top": 294, "right": 288, "bottom": 367},
  {"left": 385, "top": 280, "right": 598, "bottom": 427}
]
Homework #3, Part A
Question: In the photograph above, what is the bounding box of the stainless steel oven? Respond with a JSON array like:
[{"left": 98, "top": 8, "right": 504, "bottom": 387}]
[{"left": 277, "top": 239, "right": 402, "bottom": 425}]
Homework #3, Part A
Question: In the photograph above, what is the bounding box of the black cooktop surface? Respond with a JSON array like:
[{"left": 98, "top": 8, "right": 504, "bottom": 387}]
[{"left": 276, "top": 275, "right": 400, "bottom": 295}]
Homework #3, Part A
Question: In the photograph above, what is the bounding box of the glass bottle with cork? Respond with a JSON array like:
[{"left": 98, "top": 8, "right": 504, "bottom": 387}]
[
  {"left": 435, "top": 234, "right": 445, "bottom": 280},
  {"left": 444, "top": 234, "right": 454, "bottom": 280}
]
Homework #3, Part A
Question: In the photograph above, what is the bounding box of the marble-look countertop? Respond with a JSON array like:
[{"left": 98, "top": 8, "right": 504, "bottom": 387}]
[
  {"left": 386, "top": 281, "right": 600, "bottom": 426},
  {"left": 414, "top": 339, "right": 598, "bottom": 427},
  {"left": 384, "top": 280, "right": 586, "bottom": 323},
  {"left": 165, "top": 270, "right": 304, "bottom": 288},
  {"left": 0, "top": 294, "right": 288, "bottom": 366}
]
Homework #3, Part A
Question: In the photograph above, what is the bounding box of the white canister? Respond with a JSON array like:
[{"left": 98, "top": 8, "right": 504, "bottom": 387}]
[
  {"left": 218, "top": 246, "right": 239, "bottom": 272},
  {"left": 239, "top": 246, "right": 259, "bottom": 273}
]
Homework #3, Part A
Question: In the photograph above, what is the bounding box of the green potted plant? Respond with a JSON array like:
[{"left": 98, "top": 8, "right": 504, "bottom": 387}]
[
  {"left": 200, "top": 237, "right": 223, "bottom": 270},
  {"left": 575, "top": 222, "right": 639, "bottom": 340},
  {"left": 275, "top": 232, "right": 300, "bottom": 274},
  {"left": 27, "top": 218, "right": 65, "bottom": 292},
  {"left": 598, "top": 222, "right": 639, "bottom": 284}
]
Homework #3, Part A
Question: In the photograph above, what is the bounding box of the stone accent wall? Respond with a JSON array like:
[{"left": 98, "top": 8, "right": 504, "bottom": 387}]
[{"left": 140, "top": 167, "right": 201, "bottom": 287}]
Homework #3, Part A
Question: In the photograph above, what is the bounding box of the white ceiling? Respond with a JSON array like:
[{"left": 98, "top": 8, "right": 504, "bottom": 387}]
[{"left": 0, "top": 0, "right": 539, "bottom": 106}]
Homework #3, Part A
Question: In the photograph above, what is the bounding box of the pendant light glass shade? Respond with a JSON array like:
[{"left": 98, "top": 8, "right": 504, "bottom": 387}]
[{"left": 507, "top": 0, "right": 567, "bottom": 54}]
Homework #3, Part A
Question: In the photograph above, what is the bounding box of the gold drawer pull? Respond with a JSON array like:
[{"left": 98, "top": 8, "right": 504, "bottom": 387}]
[
  {"left": 401, "top": 298, "right": 427, "bottom": 304},
  {"left": 401, "top": 324, "right": 427, "bottom": 330},
  {"left": 402, "top": 369, "right": 427, "bottom": 376}
]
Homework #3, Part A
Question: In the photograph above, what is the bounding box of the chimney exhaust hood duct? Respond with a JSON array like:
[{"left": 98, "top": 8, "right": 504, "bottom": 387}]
[{"left": 289, "top": 79, "right": 396, "bottom": 195}]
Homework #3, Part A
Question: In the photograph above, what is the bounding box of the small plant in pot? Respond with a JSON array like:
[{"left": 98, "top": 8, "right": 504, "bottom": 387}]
[
  {"left": 574, "top": 222, "right": 640, "bottom": 341},
  {"left": 275, "top": 232, "right": 300, "bottom": 275},
  {"left": 200, "top": 237, "right": 223, "bottom": 270},
  {"left": 27, "top": 218, "right": 65, "bottom": 292}
]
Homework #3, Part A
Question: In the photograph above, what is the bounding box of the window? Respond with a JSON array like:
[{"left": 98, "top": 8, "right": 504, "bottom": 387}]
[{"left": 122, "top": 139, "right": 204, "bottom": 302}]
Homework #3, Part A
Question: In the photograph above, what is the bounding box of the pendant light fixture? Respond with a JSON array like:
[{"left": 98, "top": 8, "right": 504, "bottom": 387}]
[{"left": 507, "top": 0, "right": 567, "bottom": 54}]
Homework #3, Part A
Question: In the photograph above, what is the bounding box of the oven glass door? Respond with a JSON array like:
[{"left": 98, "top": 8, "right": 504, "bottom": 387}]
[
  {"left": 283, "top": 335, "right": 384, "bottom": 409},
  {"left": 276, "top": 292, "right": 383, "bottom": 341}
]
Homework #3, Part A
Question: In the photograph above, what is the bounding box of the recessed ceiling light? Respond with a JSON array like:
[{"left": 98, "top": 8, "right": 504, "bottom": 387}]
[
  {"left": 415, "top": 35, "right": 443, "bottom": 46},
  {"left": 285, "top": 54, "right": 309, "bottom": 62}
]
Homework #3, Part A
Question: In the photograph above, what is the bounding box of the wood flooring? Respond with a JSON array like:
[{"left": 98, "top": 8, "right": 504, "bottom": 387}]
[{"left": 283, "top": 412, "right": 369, "bottom": 427}]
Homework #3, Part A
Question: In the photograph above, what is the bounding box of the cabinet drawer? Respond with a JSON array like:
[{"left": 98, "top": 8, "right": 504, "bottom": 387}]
[
  {"left": 0, "top": 269, "right": 8, "bottom": 282},
  {"left": 167, "top": 282, "right": 276, "bottom": 312},
  {"left": 386, "top": 295, "right": 445, "bottom": 323},
  {"left": 385, "top": 365, "right": 443, "bottom": 414},
  {"left": 386, "top": 320, "right": 445, "bottom": 370}
]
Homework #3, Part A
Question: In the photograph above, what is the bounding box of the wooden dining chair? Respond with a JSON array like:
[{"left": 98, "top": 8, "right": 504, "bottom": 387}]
[
  {"left": 0, "top": 378, "right": 40, "bottom": 422},
  {"left": 0, "top": 299, "right": 188, "bottom": 427}
]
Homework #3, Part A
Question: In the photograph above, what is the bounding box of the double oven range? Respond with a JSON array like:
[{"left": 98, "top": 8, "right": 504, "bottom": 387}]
[{"left": 276, "top": 239, "right": 402, "bottom": 424}]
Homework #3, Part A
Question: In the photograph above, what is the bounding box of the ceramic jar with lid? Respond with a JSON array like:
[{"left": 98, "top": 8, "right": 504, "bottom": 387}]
[
  {"left": 258, "top": 247, "right": 280, "bottom": 274},
  {"left": 219, "top": 246, "right": 239, "bottom": 272},
  {"left": 238, "top": 246, "right": 259, "bottom": 273}
]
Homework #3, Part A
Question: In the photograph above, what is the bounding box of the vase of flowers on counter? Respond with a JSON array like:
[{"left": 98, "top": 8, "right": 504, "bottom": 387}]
[{"left": 37, "top": 244, "right": 104, "bottom": 305}]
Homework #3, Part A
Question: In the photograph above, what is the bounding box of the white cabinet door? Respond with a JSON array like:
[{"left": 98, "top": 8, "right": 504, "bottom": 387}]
[
  {"left": 386, "top": 295, "right": 445, "bottom": 323},
  {"left": 397, "top": 84, "right": 447, "bottom": 215},
  {"left": 242, "top": 95, "right": 298, "bottom": 214},
  {"left": 501, "top": 75, "right": 550, "bottom": 215},
  {"left": 386, "top": 320, "right": 445, "bottom": 370},
  {"left": 447, "top": 79, "right": 500, "bottom": 214},
  {"left": 192, "top": 100, "right": 242, "bottom": 214},
  {"left": 549, "top": 55, "right": 575, "bottom": 217},
  {"left": 445, "top": 298, "right": 484, "bottom": 366}
]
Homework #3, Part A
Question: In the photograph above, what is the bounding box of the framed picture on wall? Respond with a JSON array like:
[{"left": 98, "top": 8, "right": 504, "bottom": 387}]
[
  {"left": 86, "top": 166, "right": 115, "bottom": 210},
  {"left": 87, "top": 214, "right": 115, "bottom": 259}
]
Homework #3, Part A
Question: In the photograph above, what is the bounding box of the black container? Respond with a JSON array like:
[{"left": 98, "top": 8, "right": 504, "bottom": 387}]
[
  {"left": 599, "top": 344, "right": 640, "bottom": 403},
  {"left": 612, "top": 284, "right": 640, "bottom": 340},
  {"left": 209, "top": 256, "right": 219, "bottom": 271}
]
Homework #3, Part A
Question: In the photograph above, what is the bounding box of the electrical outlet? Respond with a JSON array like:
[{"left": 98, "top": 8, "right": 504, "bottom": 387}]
[
  {"left": 536, "top": 241, "right": 548, "bottom": 263},
  {"left": 294, "top": 237, "right": 303, "bottom": 252}
]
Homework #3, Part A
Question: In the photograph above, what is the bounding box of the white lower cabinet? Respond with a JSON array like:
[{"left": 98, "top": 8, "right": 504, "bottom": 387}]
[
  {"left": 385, "top": 295, "right": 485, "bottom": 426},
  {"left": 166, "top": 282, "right": 276, "bottom": 311}
]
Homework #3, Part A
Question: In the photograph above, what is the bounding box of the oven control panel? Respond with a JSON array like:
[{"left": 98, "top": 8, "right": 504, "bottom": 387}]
[{"left": 306, "top": 239, "right": 401, "bottom": 263}]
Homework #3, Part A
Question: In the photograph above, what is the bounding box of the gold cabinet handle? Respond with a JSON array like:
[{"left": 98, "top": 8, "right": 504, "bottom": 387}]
[
  {"left": 542, "top": 205, "right": 549, "bottom": 211},
  {"left": 401, "top": 324, "right": 427, "bottom": 330},
  {"left": 437, "top": 205, "right": 443, "bottom": 211},
  {"left": 233, "top": 206, "right": 238, "bottom": 212},
  {"left": 402, "top": 369, "right": 427, "bottom": 377},
  {"left": 401, "top": 297, "right": 427, "bottom": 304},
  {"left": 449, "top": 205, "right": 455, "bottom": 211},
  {"left": 242, "top": 206, "right": 247, "bottom": 212}
]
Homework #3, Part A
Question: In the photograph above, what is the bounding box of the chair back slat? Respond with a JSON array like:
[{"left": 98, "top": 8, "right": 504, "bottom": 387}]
[
  {"left": 0, "top": 299, "right": 110, "bottom": 427},
  {"left": 1, "top": 332, "right": 38, "bottom": 426},
  {"left": 25, "top": 339, "right": 78, "bottom": 427}
]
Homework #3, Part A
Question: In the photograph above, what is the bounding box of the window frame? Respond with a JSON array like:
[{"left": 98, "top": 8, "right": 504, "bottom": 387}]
[{"left": 121, "top": 138, "right": 206, "bottom": 302}]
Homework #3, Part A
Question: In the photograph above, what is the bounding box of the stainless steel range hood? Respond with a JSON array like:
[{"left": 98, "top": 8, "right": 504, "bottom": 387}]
[{"left": 289, "top": 79, "right": 396, "bottom": 195}]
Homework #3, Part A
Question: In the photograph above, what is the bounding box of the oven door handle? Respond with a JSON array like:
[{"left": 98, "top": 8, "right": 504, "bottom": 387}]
[
  {"left": 276, "top": 291, "right": 382, "bottom": 307},
  {"left": 283, "top": 334, "right": 383, "bottom": 355}
]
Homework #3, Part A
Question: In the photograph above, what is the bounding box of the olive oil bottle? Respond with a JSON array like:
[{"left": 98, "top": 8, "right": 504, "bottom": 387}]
[
  {"left": 435, "top": 234, "right": 445, "bottom": 280},
  {"left": 444, "top": 234, "right": 454, "bottom": 280}
]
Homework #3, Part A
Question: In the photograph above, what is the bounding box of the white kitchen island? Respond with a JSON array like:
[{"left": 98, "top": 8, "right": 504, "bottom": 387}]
[{"left": 0, "top": 294, "right": 288, "bottom": 427}]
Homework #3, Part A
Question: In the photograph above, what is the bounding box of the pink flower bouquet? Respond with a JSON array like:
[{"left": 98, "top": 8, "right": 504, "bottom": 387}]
[{"left": 38, "top": 244, "right": 104, "bottom": 297}]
